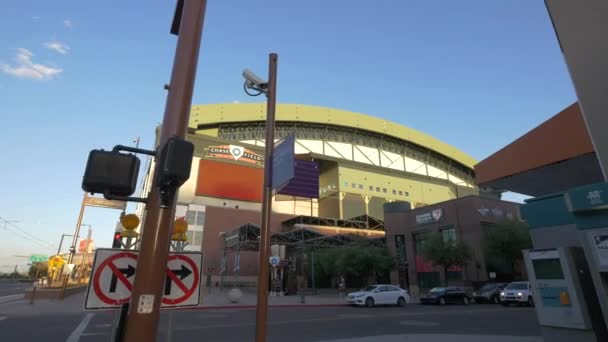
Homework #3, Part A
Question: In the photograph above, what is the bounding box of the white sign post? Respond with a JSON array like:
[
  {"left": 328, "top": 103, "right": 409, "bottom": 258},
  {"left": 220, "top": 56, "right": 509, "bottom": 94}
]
[{"left": 84, "top": 249, "right": 203, "bottom": 310}]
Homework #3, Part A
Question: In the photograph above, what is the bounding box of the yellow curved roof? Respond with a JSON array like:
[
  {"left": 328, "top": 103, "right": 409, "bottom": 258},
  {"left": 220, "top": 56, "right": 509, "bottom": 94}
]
[{"left": 189, "top": 103, "right": 476, "bottom": 169}]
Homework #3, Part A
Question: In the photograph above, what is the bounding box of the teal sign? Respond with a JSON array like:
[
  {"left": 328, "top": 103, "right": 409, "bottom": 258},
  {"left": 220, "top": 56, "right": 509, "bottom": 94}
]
[
  {"left": 539, "top": 286, "right": 571, "bottom": 307},
  {"left": 565, "top": 182, "right": 608, "bottom": 213},
  {"left": 29, "top": 254, "right": 48, "bottom": 263}
]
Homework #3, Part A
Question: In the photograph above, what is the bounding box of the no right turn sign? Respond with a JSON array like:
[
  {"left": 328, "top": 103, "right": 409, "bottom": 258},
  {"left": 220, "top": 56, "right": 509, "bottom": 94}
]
[{"left": 84, "top": 249, "right": 203, "bottom": 310}]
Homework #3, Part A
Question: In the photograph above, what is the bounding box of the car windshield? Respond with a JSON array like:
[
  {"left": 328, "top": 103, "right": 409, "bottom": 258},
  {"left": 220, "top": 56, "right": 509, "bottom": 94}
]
[
  {"left": 505, "top": 282, "right": 528, "bottom": 290},
  {"left": 361, "top": 286, "right": 378, "bottom": 292},
  {"left": 480, "top": 283, "right": 497, "bottom": 291},
  {"left": 429, "top": 287, "right": 446, "bottom": 293}
]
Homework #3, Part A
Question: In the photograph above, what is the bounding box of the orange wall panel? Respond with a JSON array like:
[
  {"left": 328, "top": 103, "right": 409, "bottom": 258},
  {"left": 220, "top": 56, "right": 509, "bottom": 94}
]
[
  {"left": 475, "top": 103, "right": 595, "bottom": 185},
  {"left": 195, "top": 159, "right": 263, "bottom": 202}
]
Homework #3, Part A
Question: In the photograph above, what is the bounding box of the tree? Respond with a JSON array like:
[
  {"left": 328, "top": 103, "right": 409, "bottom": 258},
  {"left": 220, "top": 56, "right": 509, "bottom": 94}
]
[
  {"left": 311, "top": 241, "right": 395, "bottom": 288},
  {"left": 420, "top": 235, "right": 472, "bottom": 287},
  {"left": 28, "top": 262, "right": 48, "bottom": 279},
  {"left": 484, "top": 221, "right": 532, "bottom": 278}
]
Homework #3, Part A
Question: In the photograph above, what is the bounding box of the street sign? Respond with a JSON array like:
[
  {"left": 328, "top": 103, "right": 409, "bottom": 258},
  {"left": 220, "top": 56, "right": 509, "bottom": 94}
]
[
  {"left": 84, "top": 249, "right": 203, "bottom": 310},
  {"left": 271, "top": 134, "right": 295, "bottom": 191},
  {"left": 84, "top": 196, "right": 127, "bottom": 210},
  {"left": 269, "top": 256, "right": 280, "bottom": 267},
  {"left": 29, "top": 254, "right": 48, "bottom": 263}
]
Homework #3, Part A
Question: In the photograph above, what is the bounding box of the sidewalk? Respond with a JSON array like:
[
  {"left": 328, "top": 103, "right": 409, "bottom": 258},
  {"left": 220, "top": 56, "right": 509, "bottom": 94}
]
[
  {"left": 199, "top": 287, "right": 348, "bottom": 308},
  {"left": 0, "top": 291, "right": 86, "bottom": 317},
  {"left": 319, "top": 334, "right": 542, "bottom": 342},
  {"left": 0, "top": 288, "right": 349, "bottom": 315}
]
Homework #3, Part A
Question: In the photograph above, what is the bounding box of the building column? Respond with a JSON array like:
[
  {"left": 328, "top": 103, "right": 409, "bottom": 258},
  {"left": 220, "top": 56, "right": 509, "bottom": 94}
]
[{"left": 338, "top": 192, "right": 346, "bottom": 220}]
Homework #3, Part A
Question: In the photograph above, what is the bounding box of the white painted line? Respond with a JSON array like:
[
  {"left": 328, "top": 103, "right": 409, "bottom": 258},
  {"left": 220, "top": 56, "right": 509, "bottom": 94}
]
[
  {"left": 66, "top": 313, "right": 94, "bottom": 342},
  {"left": 399, "top": 320, "right": 439, "bottom": 327},
  {"left": 0, "top": 294, "right": 23, "bottom": 304},
  {"left": 0, "top": 316, "right": 7, "bottom": 321},
  {"left": 81, "top": 332, "right": 108, "bottom": 337}
]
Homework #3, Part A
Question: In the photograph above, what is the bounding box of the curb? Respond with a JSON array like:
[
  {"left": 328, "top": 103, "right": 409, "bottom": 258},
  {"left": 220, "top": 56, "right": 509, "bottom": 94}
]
[{"left": 187, "top": 303, "right": 348, "bottom": 310}]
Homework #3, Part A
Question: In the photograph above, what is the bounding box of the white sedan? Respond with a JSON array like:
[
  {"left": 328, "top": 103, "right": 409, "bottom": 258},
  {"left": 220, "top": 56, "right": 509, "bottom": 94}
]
[{"left": 347, "top": 284, "right": 410, "bottom": 307}]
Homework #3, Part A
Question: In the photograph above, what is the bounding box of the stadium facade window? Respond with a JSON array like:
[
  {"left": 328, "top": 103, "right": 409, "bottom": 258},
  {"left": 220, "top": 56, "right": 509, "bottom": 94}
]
[
  {"left": 405, "top": 192, "right": 409, "bottom": 196},
  {"left": 399, "top": 190, "right": 403, "bottom": 196},
  {"left": 186, "top": 210, "right": 196, "bottom": 225},
  {"left": 195, "top": 212, "right": 205, "bottom": 226},
  {"left": 352, "top": 183, "right": 356, "bottom": 188},
  {"left": 369, "top": 186, "right": 374, "bottom": 191},
  {"left": 383, "top": 188, "right": 387, "bottom": 193},
  {"left": 359, "top": 184, "right": 363, "bottom": 189},
  {"left": 376, "top": 187, "right": 380, "bottom": 192},
  {"left": 343, "top": 181, "right": 349, "bottom": 187},
  {"left": 392, "top": 190, "right": 397, "bottom": 195}
]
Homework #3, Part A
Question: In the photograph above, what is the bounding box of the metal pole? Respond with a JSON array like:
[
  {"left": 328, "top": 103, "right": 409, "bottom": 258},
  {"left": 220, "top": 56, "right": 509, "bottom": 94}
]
[
  {"left": 30, "top": 264, "right": 39, "bottom": 305},
  {"left": 254, "top": 52, "right": 278, "bottom": 342},
  {"left": 79, "top": 226, "right": 92, "bottom": 283},
  {"left": 61, "top": 192, "right": 87, "bottom": 298},
  {"left": 311, "top": 251, "right": 316, "bottom": 295},
  {"left": 57, "top": 234, "right": 67, "bottom": 255},
  {"left": 123, "top": 2, "right": 207, "bottom": 341}
]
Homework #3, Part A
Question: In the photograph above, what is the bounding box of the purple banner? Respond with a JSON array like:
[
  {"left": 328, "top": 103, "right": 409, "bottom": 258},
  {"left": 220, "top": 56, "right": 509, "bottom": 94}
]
[{"left": 277, "top": 160, "right": 320, "bottom": 198}]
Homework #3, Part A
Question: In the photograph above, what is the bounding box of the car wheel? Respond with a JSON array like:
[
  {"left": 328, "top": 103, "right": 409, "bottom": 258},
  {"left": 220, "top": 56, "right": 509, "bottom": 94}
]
[
  {"left": 365, "top": 297, "right": 375, "bottom": 308},
  {"left": 463, "top": 297, "right": 470, "bottom": 305},
  {"left": 397, "top": 297, "right": 406, "bottom": 307},
  {"left": 492, "top": 296, "right": 499, "bottom": 304},
  {"left": 439, "top": 297, "right": 446, "bottom": 305},
  {"left": 527, "top": 296, "right": 534, "bottom": 307}
]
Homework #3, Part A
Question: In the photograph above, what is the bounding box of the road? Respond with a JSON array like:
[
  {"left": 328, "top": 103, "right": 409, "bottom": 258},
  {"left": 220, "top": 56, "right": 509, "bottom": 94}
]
[
  {"left": 0, "top": 299, "right": 540, "bottom": 342},
  {"left": 0, "top": 280, "right": 30, "bottom": 297}
]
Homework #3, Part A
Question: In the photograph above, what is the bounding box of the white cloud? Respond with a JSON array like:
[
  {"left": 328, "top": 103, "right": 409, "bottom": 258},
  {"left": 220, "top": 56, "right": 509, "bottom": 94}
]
[
  {"left": 64, "top": 19, "right": 72, "bottom": 29},
  {"left": 0, "top": 48, "right": 62, "bottom": 80},
  {"left": 233, "top": 100, "right": 240, "bottom": 104},
  {"left": 44, "top": 41, "right": 70, "bottom": 54}
]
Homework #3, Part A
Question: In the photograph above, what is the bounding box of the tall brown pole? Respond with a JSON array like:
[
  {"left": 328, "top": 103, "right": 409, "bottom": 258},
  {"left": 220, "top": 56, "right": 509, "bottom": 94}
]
[
  {"left": 60, "top": 192, "right": 87, "bottom": 297},
  {"left": 255, "top": 52, "right": 278, "bottom": 342},
  {"left": 123, "top": 1, "right": 207, "bottom": 341}
]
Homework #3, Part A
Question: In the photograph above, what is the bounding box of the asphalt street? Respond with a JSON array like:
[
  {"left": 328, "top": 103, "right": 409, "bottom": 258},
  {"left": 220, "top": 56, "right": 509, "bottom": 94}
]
[
  {"left": 0, "top": 301, "right": 540, "bottom": 342},
  {"left": 0, "top": 280, "right": 30, "bottom": 297}
]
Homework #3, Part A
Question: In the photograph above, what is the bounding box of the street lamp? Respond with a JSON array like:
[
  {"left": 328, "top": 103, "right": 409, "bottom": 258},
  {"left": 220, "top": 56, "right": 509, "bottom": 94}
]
[{"left": 242, "top": 53, "right": 279, "bottom": 342}]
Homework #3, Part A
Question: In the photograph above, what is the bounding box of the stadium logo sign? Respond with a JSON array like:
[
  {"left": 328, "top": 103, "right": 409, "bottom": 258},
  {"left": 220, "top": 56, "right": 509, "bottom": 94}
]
[
  {"left": 205, "top": 144, "right": 264, "bottom": 166},
  {"left": 416, "top": 208, "right": 443, "bottom": 225}
]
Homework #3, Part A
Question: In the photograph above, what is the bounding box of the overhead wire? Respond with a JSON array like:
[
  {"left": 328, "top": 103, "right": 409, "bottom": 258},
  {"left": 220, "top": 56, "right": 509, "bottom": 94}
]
[{"left": 0, "top": 217, "right": 56, "bottom": 250}]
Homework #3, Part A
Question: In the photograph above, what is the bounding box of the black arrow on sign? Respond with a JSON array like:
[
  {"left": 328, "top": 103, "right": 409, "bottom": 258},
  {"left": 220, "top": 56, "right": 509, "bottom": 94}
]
[
  {"left": 164, "top": 265, "right": 192, "bottom": 295},
  {"left": 109, "top": 265, "right": 136, "bottom": 293}
]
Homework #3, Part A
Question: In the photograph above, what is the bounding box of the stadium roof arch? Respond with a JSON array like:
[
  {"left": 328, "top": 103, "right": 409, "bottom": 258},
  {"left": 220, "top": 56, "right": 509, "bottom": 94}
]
[{"left": 189, "top": 103, "right": 477, "bottom": 187}]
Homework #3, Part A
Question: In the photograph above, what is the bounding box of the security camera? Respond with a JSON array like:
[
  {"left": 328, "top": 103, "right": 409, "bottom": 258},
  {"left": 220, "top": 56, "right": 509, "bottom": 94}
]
[{"left": 242, "top": 68, "right": 267, "bottom": 90}]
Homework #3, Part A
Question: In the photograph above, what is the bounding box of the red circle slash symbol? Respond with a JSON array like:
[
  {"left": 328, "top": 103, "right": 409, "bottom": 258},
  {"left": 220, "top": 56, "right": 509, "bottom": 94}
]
[
  {"left": 93, "top": 252, "right": 137, "bottom": 305},
  {"left": 162, "top": 255, "right": 199, "bottom": 305}
]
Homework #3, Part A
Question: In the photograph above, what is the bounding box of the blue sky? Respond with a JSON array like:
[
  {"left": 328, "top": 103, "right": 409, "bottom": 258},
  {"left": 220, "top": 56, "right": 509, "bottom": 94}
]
[{"left": 0, "top": 0, "right": 576, "bottom": 272}]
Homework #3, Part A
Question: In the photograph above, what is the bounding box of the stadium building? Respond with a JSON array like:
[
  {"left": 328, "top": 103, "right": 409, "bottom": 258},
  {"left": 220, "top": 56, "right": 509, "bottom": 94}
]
[{"left": 136, "top": 103, "right": 483, "bottom": 287}]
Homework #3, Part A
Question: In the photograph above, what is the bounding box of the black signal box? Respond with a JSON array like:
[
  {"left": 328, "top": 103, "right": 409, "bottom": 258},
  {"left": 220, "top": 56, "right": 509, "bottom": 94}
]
[{"left": 82, "top": 150, "right": 140, "bottom": 197}]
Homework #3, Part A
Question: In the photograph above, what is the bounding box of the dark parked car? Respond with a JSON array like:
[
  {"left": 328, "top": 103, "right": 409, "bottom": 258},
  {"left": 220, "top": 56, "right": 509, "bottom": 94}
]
[
  {"left": 473, "top": 282, "right": 508, "bottom": 304},
  {"left": 420, "top": 287, "right": 471, "bottom": 305}
]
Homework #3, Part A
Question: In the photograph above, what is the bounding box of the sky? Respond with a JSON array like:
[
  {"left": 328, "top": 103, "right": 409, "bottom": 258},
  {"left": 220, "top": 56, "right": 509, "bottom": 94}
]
[{"left": 0, "top": 0, "right": 577, "bottom": 272}]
